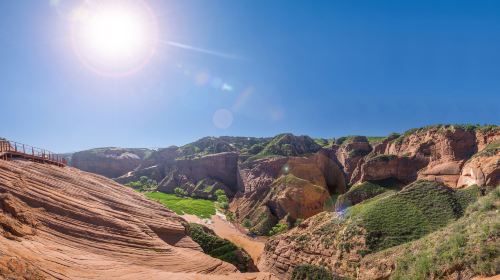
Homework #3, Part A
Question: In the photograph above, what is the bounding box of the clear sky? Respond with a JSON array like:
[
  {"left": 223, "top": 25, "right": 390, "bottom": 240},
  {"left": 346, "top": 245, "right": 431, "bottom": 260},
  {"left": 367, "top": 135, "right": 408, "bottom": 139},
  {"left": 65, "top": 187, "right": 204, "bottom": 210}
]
[{"left": 0, "top": 0, "right": 499, "bottom": 152}]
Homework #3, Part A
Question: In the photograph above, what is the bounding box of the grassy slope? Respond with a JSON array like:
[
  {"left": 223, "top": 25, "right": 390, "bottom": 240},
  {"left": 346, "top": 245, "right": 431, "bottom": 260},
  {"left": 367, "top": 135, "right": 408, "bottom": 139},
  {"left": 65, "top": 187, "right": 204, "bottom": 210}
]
[
  {"left": 144, "top": 192, "right": 215, "bottom": 219},
  {"left": 346, "top": 181, "right": 480, "bottom": 252},
  {"left": 369, "top": 185, "right": 500, "bottom": 279},
  {"left": 335, "top": 181, "right": 397, "bottom": 210}
]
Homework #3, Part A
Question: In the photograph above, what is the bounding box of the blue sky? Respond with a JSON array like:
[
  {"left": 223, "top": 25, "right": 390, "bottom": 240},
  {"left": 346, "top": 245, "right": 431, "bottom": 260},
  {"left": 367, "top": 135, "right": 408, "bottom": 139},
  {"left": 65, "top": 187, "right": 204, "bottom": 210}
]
[{"left": 0, "top": 0, "right": 499, "bottom": 152}]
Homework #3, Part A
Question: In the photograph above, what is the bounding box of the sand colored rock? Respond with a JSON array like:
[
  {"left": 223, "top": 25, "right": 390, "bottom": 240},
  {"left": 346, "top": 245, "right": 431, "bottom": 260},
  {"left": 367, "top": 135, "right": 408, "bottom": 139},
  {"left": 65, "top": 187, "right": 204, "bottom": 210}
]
[
  {"left": 0, "top": 160, "right": 277, "bottom": 280},
  {"left": 457, "top": 153, "right": 500, "bottom": 187}
]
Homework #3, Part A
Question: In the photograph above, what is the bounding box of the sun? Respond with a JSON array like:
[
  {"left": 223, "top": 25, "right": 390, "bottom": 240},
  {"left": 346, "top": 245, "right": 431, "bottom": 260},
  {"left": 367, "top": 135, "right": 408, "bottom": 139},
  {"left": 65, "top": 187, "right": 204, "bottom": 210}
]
[{"left": 71, "top": 0, "right": 158, "bottom": 76}]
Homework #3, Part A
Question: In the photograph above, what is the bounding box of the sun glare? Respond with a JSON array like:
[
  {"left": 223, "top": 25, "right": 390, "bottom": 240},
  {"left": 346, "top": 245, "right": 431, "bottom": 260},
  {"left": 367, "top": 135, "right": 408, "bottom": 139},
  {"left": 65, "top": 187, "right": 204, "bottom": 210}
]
[{"left": 71, "top": 0, "right": 158, "bottom": 76}]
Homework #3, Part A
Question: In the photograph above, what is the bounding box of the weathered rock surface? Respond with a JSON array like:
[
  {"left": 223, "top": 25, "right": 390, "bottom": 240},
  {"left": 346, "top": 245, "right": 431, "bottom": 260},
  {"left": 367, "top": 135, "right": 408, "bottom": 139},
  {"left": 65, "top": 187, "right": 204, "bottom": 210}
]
[
  {"left": 159, "top": 152, "right": 239, "bottom": 195},
  {"left": 0, "top": 159, "right": 277, "bottom": 280},
  {"left": 333, "top": 136, "right": 373, "bottom": 183},
  {"left": 231, "top": 151, "right": 346, "bottom": 235},
  {"left": 71, "top": 147, "right": 152, "bottom": 178},
  {"left": 457, "top": 149, "right": 500, "bottom": 188},
  {"left": 258, "top": 212, "right": 366, "bottom": 279},
  {"left": 359, "top": 154, "right": 425, "bottom": 184},
  {"left": 353, "top": 126, "right": 500, "bottom": 188}
]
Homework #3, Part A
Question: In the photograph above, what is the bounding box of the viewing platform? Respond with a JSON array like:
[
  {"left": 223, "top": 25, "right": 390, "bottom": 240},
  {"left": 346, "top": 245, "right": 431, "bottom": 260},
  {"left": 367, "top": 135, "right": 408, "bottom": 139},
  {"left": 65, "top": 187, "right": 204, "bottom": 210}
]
[{"left": 0, "top": 139, "right": 66, "bottom": 167}]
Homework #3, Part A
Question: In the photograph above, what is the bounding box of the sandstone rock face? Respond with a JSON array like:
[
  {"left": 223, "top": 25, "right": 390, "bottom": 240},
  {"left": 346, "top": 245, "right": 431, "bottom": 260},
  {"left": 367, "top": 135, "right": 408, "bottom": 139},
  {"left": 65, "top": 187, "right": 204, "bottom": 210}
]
[
  {"left": 232, "top": 151, "right": 346, "bottom": 235},
  {"left": 258, "top": 212, "right": 366, "bottom": 279},
  {"left": 457, "top": 152, "right": 500, "bottom": 187},
  {"left": 71, "top": 147, "right": 152, "bottom": 178},
  {"left": 353, "top": 126, "right": 500, "bottom": 188},
  {"left": 117, "top": 151, "right": 240, "bottom": 198},
  {"left": 333, "top": 136, "right": 372, "bottom": 183},
  {"left": 359, "top": 155, "right": 425, "bottom": 184},
  {"left": 0, "top": 160, "right": 277, "bottom": 280},
  {"left": 159, "top": 152, "right": 239, "bottom": 197}
]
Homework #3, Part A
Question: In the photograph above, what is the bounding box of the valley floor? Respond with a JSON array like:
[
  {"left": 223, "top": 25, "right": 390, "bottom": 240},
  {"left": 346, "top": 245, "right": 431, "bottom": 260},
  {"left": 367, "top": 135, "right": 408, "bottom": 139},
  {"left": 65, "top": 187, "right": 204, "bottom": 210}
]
[{"left": 182, "top": 212, "right": 266, "bottom": 264}]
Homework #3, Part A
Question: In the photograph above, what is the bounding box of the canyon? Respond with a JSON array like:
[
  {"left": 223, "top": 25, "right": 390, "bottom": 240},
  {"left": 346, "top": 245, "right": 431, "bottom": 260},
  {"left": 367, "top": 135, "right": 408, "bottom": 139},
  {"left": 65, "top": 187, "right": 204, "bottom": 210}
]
[{"left": 1, "top": 124, "right": 499, "bottom": 279}]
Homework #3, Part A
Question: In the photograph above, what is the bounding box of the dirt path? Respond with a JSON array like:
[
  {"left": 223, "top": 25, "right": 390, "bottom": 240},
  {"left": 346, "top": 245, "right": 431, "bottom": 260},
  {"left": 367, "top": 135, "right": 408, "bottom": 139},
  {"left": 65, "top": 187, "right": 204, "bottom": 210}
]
[{"left": 183, "top": 212, "right": 266, "bottom": 263}]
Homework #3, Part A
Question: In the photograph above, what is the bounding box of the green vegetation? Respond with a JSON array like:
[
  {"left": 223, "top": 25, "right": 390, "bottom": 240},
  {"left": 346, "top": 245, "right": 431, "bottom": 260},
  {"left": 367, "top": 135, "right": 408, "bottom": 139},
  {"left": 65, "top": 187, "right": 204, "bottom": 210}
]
[
  {"left": 214, "top": 189, "right": 229, "bottom": 209},
  {"left": 392, "top": 124, "right": 499, "bottom": 145},
  {"left": 346, "top": 181, "right": 479, "bottom": 252},
  {"left": 475, "top": 140, "right": 500, "bottom": 158},
  {"left": 174, "top": 187, "right": 188, "bottom": 197},
  {"left": 125, "top": 176, "right": 158, "bottom": 192},
  {"left": 314, "top": 138, "right": 335, "bottom": 147},
  {"left": 269, "top": 223, "right": 288, "bottom": 236},
  {"left": 366, "top": 136, "right": 386, "bottom": 145},
  {"left": 177, "top": 136, "right": 270, "bottom": 158},
  {"left": 365, "top": 154, "right": 397, "bottom": 163},
  {"left": 145, "top": 192, "right": 215, "bottom": 218},
  {"left": 291, "top": 264, "right": 333, "bottom": 280},
  {"left": 249, "top": 133, "right": 322, "bottom": 160},
  {"left": 336, "top": 181, "right": 396, "bottom": 210},
  {"left": 389, "top": 186, "right": 500, "bottom": 279},
  {"left": 187, "top": 223, "right": 254, "bottom": 272},
  {"left": 335, "top": 135, "right": 368, "bottom": 146},
  {"left": 243, "top": 218, "right": 252, "bottom": 228}
]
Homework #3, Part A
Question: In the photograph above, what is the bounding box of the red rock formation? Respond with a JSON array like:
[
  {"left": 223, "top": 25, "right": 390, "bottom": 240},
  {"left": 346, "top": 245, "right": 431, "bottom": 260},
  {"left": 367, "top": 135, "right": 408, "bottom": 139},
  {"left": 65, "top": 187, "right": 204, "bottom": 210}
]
[
  {"left": 0, "top": 159, "right": 276, "bottom": 280},
  {"left": 457, "top": 152, "right": 499, "bottom": 187},
  {"left": 333, "top": 136, "right": 372, "bottom": 183},
  {"left": 258, "top": 212, "right": 366, "bottom": 279},
  {"left": 353, "top": 126, "right": 500, "bottom": 188},
  {"left": 359, "top": 155, "right": 424, "bottom": 184},
  {"left": 232, "top": 151, "right": 346, "bottom": 235}
]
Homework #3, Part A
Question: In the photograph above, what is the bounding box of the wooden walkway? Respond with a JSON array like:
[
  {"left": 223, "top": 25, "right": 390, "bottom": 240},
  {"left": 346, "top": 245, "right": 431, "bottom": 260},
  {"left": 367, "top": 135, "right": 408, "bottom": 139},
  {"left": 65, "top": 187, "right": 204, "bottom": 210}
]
[{"left": 0, "top": 139, "right": 66, "bottom": 167}]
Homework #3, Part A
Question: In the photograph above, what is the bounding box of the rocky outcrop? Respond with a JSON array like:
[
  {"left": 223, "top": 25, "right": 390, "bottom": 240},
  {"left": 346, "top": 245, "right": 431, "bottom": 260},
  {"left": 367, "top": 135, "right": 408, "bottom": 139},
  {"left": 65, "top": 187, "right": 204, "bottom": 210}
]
[
  {"left": 353, "top": 126, "right": 500, "bottom": 188},
  {"left": 359, "top": 154, "right": 425, "bottom": 184},
  {"left": 116, "top": 151, "right": 240, "bottom": 199},
  {"left": 158, "top": 152, "right": 239, "bottom": 197},
  {"left": 255, "top": 134, "right": 322, "bottom": 157},
  {"left": 71, "top": 147, "right": 152, "bottom": 178},
  {"left": 457, "top": 144, "right": 500, "bottom": 187},
  {"left": 232, "top": 151, "right": 346, "bottom": 235},
  {"left": 0, "top": 159, "right": 277, "bottom": 279},
  {"left": 260, "top": 181, "right": 496, "bottom": 280},
  {"left": 333, "top": 136, "right": 373, "bottom": 183},
  {"left": 258, "top": 212, "right": 367, "bottom": 279}
]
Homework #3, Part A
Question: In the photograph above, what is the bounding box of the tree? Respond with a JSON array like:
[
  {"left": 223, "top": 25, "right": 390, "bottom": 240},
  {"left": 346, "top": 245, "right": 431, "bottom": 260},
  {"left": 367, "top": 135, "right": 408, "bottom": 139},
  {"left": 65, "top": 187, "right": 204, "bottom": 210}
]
[
  {"left": 174, "top": 187, "right": 188, "bottom": 197},
  {"left": 214, "top": 189, "right": 229, "bottom": 209}
]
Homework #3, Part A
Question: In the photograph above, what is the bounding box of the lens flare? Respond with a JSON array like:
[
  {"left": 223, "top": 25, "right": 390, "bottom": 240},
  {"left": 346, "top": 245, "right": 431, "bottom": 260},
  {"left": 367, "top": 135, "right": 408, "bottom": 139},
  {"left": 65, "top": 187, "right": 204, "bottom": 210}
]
[
  {"left": 71, "top": 0, "right": 158, "bottom": 76},
  {"left": 213, "top": 109, "right": 233, "bottom": 129}
]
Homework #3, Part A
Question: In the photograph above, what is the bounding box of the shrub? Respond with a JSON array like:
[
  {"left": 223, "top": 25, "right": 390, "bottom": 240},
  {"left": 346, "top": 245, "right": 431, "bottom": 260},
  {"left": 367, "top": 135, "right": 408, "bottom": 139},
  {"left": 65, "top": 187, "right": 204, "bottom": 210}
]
[
  {"left": 269, "top": 223, "right": 288, "bottom": 236},
  {"left": 291, "top": 264, "right": 333, "bottom": 280},
  {"left": 125, "top": 176, "right": 158, "bottom": 192},
  {"left": 174, "top": 187, "right": 188, "bottom": 197},
  {"left": 243, "top": 218, "right": 252, "bottom": 228},
  {"left": 187, "top": 223, "right": 254, "bottom": 272},
  {"left": 215, "top": 189, "right": 229, "bottom": 209}
]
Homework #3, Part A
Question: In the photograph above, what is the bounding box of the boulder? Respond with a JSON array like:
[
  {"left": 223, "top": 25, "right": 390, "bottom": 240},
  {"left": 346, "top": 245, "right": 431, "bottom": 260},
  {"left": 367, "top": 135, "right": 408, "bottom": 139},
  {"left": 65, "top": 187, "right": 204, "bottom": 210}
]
[{"left": 457, "top": 150, "right": 500, "bottom": 187}]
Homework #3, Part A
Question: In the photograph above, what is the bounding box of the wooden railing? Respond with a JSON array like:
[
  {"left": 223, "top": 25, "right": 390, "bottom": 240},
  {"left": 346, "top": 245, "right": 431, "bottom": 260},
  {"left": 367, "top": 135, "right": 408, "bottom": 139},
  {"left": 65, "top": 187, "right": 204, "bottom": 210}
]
[{"left": 0, "top": 139, "right": 66, "bottom": 167}]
